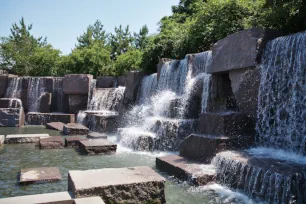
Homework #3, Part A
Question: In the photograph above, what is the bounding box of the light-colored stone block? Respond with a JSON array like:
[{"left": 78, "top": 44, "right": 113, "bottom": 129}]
[
  {"left": 20, "top": 167, "right": 62, "bottom": 183},
  {"left": 0, "top": 135, "right": 4, "bottom": 145},
  {"left": 73, "top": 197, "right": 105, "bottom": 204},
  {"left": 5, "top": 134, "right": 49, "bottom": 143}
]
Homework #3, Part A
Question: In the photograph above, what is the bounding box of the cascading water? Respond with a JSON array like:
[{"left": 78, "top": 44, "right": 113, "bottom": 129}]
[
  {"left": 120, "top": 51, "right": 212, "bottom": 151},
  {"left": 27, "top": 77, "right": 45, "bottom": 112},
  {"left": 52, "top": 78, "right": 64, "bottom": 112},
  {"left": 4, "top": 77, "right": 22, "bottom": 98}
]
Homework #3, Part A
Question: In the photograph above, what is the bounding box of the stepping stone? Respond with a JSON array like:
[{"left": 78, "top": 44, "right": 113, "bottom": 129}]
[
  {"left": 79, "top": 139, "right": 117, "bottom": 155},
  {"left": 0, "top": 191, "right": 73, "bottom": 204},
  {"left": 87, "top": 132, "right": 107, "bottom": 139},
  {"left": 0, "top": 135, "right": 4, "bottom": 145},
  {"left": 46, "top": 122, "right": 65, "bottom": 131},
  {"left": 40, "top": 136, "right": 64, "bottom": 149},
  {"left": 27, "top": 112, "right": 75, "bottom": 125},
  {"left": 20, "top": 167, "right": 62, "bottom": 184},
  {"left": 63, "top": 123, "right": 89, "bottom": 135},
  {"left": 65, "top": 136, "right": 87, "bottom": 148},
  {"left": 68, "top": 166, "right": 166, "bottom": 203},
  {"left": 156, "top": 155, "right": 216, "bottom": 186},
  {"left": 74, "top": 197, "right": 105, "bottom": 204},
  {"left": 6, "top": 134, "right": 49, "bottom": 144}
]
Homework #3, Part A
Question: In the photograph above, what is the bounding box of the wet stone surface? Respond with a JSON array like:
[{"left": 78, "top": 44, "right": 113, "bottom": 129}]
[
  {"left": 79, "top": 139, "right": 117, "bottom": 155},
  {"left": 63, "top": 123, "right": 89, "bottom": 135},
  {"left": 87, "top": 132, "right": 108, "bottom": 139},
  {"left": 40, "top": 136, "right": 65, "bottom": 149},
  {"left": 20, "top": 167, "right": 62, "bottom": 184},
  {"left": 65, "top": 136, "right": 87, "bottom": 148},
  {"left": 46, "top": 122, "right": 65, "bottom": 131}
]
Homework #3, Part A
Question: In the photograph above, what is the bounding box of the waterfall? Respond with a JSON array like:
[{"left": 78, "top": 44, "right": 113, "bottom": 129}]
[
  {"left": 27, "top": 78, "right": 45, "bottom": 112},
  {"left": 5, "top": 77, "right": 22, "bottom": 98},
  {"left": 201, "top": 74, "right": 211, "bottom": 113},
  {"left": 52, "top": 78, "right": 64, "bottom": 112},
  {"left": 257, "top": 31, "right": 306, "bottom": 155},
  {"left": 137, "top": 73, "right": 158, "bottom": 104}
]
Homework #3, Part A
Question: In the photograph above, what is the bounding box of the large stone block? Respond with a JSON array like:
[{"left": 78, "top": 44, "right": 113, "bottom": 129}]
[
  {"left": 117, "top": 75, "right": 126, "bottom": 86},
  {"left": 68, "top": 95, "right": 88, "bottom": 114},
  {"left": 26, "top": 113, "right": 75, "bottom": 125},
  {"left": 0, "top": 98, "right": 22, "bottom": 108},
  {"left": 0, "top": 75, "right": 8, "bottom": 97},
  {"left": 6, "top": 134, "right": 49, "bottom": 144},
  {"left": 73, "top": 197, "right": 105, "bottom": 204},
  {"left": 46, "top": 122, "right": 65, "bottom": 131},
  {"left": 68, "top": 166, "right": 166, "bottom": 203},
  {"left": 96, "top": 76, "right": 116, "bottom": 88},
  {"left": 199, "top": 112, "right": 255, "bottom": 137},
  {"left": 229, "top": 68, "right": 260, "bottom": 118},
  {"left": 208, "top": 28, "right": 281, "bottom": 74},
  {"left": 79, "top": 139, "right": 117, "bottom": 155},
  {"left": 87, "top": 114, "right": 118, "bottom": 133},
  {"left": 63, "top": 123, "right": 89, "bottom": 135},
  {"left": 20, "top": 167, "right": 62, "bottom": 183},
  {"left": 156, "top": 155, "right": 215, "bottom": 186},
  {"left": 65, "top": 136, "right": 87, "bottom": 148},
  {"left": 0, "top": 108, "right": 25, "bottom": 127},
  {"left": 40, "top": 136, "right": 65, "bottom": 149},
  {"left": 63, "top": 74, "right": 93, "bottom": 94},
  {"left": 39, "top": 92, "right": 52, "bottom": 113},
  {"left": 179, "top": 134, "right": 252, "bottom": 162}
]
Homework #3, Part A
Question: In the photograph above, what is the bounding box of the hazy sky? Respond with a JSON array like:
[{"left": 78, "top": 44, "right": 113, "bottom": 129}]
[{"left": 0, "top": 0, "right": 179, "bottom": 54}]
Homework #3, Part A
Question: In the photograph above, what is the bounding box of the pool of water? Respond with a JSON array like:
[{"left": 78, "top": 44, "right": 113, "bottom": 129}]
[{"left": 0, "top": 126, "right": 257, "bottom": 204}]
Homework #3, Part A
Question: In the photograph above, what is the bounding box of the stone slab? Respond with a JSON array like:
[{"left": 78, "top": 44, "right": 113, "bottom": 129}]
[
  {"left": 20, "top": 167, "right": 62, "bottom": 183},
  {"left": 0, "top": 74, "right": 8, "bottom": 97},
  {"left": 0, "top": 135, "right": 4, "bottom": 145},
  {"left": 65, "top": 136, "right": 87, "bottom": 148},
  {"left": 117, "top": 75, "right": 126, "bottom": 86},
  {"left": 6, "top": 134, "right": 49, "bottom": 144},
  {"left": 156, "top": 155, "right": 215, "bottom": 186},
  {"left": 27, "top": 113, "right": 75, "bottom": 125},
  {"left": 68, "top": 94, "right": 88, "bottom": 114},
  {"left": 79, "top": 139, "right": 117, "bottom": 155},
  {"left": 40, "top": 136, "right": 64, "bottom": 149},
  {"left": 0, "top": 98, "right": 22, "bottom": 108},
  {"left": 63, "top": 123, "right": 89, "bottom": 135},
  {"left": 46, "top": 122, "right": 65, "bottom": 131},
  {"left": 96, "top": 76, "right": 116, "bottom": 88},
  {"left": 87, "top": 114, "right": 118, "bottom": 133},
  {"left": 0, "top": 108, "right": 25, "bottom": 127},
  {"left": 63, "top": 74, "right": 93, "bottom": 94},
  {"left": 73, "top": 197, "right": 105, "bottom": 204},
  {"left": 179, "top": 134, "right": 252, "bottom": 162},
  {"left": 0, "top": 192, "right": 73, "bottom": 204},
  {"left": 87, "top": 132, "right": 108, "bottom": 139},
  {"left": 68, "top": 166, "right": 166, "bottom": 203}
]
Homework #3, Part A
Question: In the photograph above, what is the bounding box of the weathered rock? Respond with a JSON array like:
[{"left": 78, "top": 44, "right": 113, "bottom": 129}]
[
  {"left": 5, "top": 134, "right": 49, "bottom": 144},
  {"left": 79, "top": 139, "right": 117, "bottom": 155},
  {"left": 87, "top": 132, "right": 108, "bottom": 139},
  {"left": 40, "top": 136, "right": 64, "bottom": 149},
  {"left": 20, "top": 167, "right": 62, "bottom": 183},
  {"left": 208, "top": 28, "right": 281, "bottom": 74},
  {"left": 63, "top": 123, "right": 89, "bottom": 135},
  {"left": 63, "top": 74, "right": 93, "bottom": 94},
  {"left": 0, "top": 98, "right": 22, "bottom": 108},
  {"left": 27, "top": 113, "right": 75, "bottom": 125},
  {"left": 156, "top": 155, "right": 215, "bottom": 186},
  {"left": 39, "top": 92, "right": 52, "bottom": 113},
  {"left": 229, "top": 68, "right": 260, "bottom": 119},
  {"left": 68, "top": 166, "right": 166, "bottom": 203},
  {"left": 179, "top": 134, "right": 252, "bottom": 162},
  {"left": 0, "top": 75, "right": 8, "bottom": 97},
  {"left": 0, "top": 108, "right": 25, "bottom": 127},
  {"left": 68, "top": 94, "right": 88, "bottom": 114},
  {"left": 133, "top": 135, "right": 154, "bottom": 151},
  {"left": 73, "top": 197, "right": 105, "bottom": 204},
  {"left": 157, "top": 58, "right": 172, "bottom": 80},
  {"left": 117, "top": 75, "right": 126, "bottom": 86},
  {"left": 199, "top": 112, "right": 255, "bottom": 137},
  {"left": 46, "top": 122, "right": 65, "bottom": 131},
  {"left": 0, "top": 192, "right": 73, "bottom": 204},
  {"left": 96, "top": 76, "right": 116, "bottom": 88},
  {"left": 65, "top": 136, "right": 87, "bottom": 148},
  {"left": 0, "top": 135, "right": 4, "bottom": 145},
  {"left": 87, "top": 114, "right": 118, "bottom": 133}
]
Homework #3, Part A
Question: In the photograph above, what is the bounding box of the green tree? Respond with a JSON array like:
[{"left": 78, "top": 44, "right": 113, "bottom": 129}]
[
  {"left": 109, "top": 25, "right": 134, "bottom": 59},
  {"left": 133, "top": 25, "right": 149, "bottom": 50},
  {"left": 114, "top": 49, "right": 143, "bottom": 76}
]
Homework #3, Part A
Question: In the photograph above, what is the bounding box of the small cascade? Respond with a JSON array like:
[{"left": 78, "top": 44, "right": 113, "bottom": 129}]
[
  {"left": 4, "top": 77, "right": 22, "bottom": 98},
  {"left": 137, "top": 73, "right": 158, "bottom": 104},
  {"left": 257, "top": 31, "right": 306, "bottom": 155},
  {"left": 201, "top": 74, "right": 211, "bottom": 113},
  {"left": 76, "top": 111, "right": 87, "bottom": 124},
  {"left": 52, "top": 78, "right": 64, "bottom": 112},
  {"left": 87, "top": 79, "right": 97, "bottom": 107},
  {"left": 27, "top": 77, "right": 46, "bottom": 112}
]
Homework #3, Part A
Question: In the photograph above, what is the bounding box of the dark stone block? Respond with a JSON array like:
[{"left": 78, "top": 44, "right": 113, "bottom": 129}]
[
  {"left": 79, "top": 139, "right": 117, "bottom": 155},
  {"left": 208, "top": 28, "right": 281, "bottom": 74},
  {"left": 156, "top": 155, "right": 215, "bottom": 186},
  {"left": 20, "top": 167, "right": 62, "bottom": 183},
  {"left": 65, "top": 136, "right": 87, "bottom": 148},
  {"left": 63, "top": 74, "right": 93, "bottom": 94},
  {"left": 39, "top": 92, "right": 52, "bottom": 113},
  {"left": 96, "top": 76, "right": 116, "bottom": 88},
  {"left": 0, "top": 108, "right": 25, "bottom": 127},
  {"left": 0, "top": 75, "right": 8, "bottom": 97},
  {"left": 40, "top": 136, "right": 64, "bottom": 149},
  {"left": 117, "top": 75, "right": 126, "bottom": 86},
  {"left": 87, "top": 114, "right": 118, "bottom": 133},
  {"left": 26, "top": 113, "right": 75, "bottom": 125},
  {"left": 63, "top": 123, "right": 89, "bottom": 135},
  {"left": 0, "top": 98, "right": 22, "bottom": 108},
  {"left": 46, "top": 122, "right": 65, "bottom": 131},
  {"left": 68, "top": 95, "right": 88, "bottom": 114}
]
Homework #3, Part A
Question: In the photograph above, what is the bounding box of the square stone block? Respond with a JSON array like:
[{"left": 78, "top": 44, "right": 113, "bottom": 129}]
[
  {"left": 63, "top": 123, "right": 89, "bottom": 135},
  {"left": 63, "top": 74, "right": 93, "bottom": 94},
  {"left": 6, "top": 134, "right": 49, "bottom": 144},
  {"left": 46, "top": 122, "right": 65, "bottom": 131},
  {"left": 27, "top": 113, "right": 75, "bottom": 125},
  {"left": 79, "top": 139, "right": 117, "bottom": 155},
  {"left": 87, "top": 132, "right": 107, "bottom": 139},
  {"left": 65, "top": 136, "right": 87, "bottom": 148},
  {"left": 20, "top": 167, "right": 62, "bottom": 184},
  {"left": 40, "top": 136, "right": 64, "bottom": 149}
]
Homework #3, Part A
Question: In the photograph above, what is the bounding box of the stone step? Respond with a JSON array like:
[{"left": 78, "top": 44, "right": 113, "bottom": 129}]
[
  {"left": 46, "top": 122, "right": 65, "bottom": 131},
  {"left": 179, "top": 133, "right": 253, "bottom": 162},
  {"left": 65, "top": 136, "right": 87, "bottom": 148},
  {"left": 0, "top": 192, "right": 73, "bottom": 204},
  {"left": 68, "top": 166, "right": 166, "bottom": 203},
  {"left": 0, "top": 108, "right": 25, "bottom": 127},
  {"left": 0, "top": 98, "right": 22, "bottom": 108},
  {"left": 87, "top": 132, "right": 107, "bottom": 139},
  {"left": 87, "top": 114, "right": 118, "bottom": 133},
  {"left": 40, "top": 136, "right": 65, "bottom": 149},
  {"left": 199, "top": 112, "right": 255, "bottom": 137},
  {"left": 6, "top": 134, "right": 49, "bottom": 144},
  {"left": 20, "top": 167, "right": 62, "bottom": 184},
  {"left": 0, "top": 135, "right": 4, "bottom": 145},
  {"left": 74, "top": 197, "right": 105, "bottom": 204},
  {"left": 27, "top": 113, "right": 75, "bottom": 125},
  {"left": 63, "top": 123, "right": 89, "bottom": 135},
  {"left": 156, "top": 155, "right": 215, "bottom": 186},
  {"left": 79, "top": 139, "right": 117, "bottom": 155}
]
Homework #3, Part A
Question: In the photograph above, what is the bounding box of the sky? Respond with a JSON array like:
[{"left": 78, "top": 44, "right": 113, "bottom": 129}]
[{"left": 0, "top": 0, "right": 179, "bottom": 54}]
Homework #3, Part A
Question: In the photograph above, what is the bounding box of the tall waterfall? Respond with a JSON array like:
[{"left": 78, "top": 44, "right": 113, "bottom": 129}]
[
  {"left": 5, "top": 77, "right": 22, "bottom": 98},
  {"left": 52, "top": 78, "right": 64, "bottom": 112},
  {"left": 27, "top": 78, "right": 45, "bottom": 112},
  {"left": 257, "top": 31, "right": 306, "bottom": 155},
  {"left": 120, "top": 51, "right": 212, "bottom": 151}
]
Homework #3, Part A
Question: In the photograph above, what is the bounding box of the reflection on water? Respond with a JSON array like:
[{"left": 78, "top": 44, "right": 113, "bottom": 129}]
[{"left": 0, "top": 127, "right": 256, "bottom": 204}]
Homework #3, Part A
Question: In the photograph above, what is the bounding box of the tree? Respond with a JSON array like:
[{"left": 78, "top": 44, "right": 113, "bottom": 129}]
[
  {"left": 133, "top": 25, "right": 149, "bottom": 50},
  {"left": 114, "top": 49, "right": 143, "bottom": 76},
  {"left": 109, "top": 25, "right": 134, "bottom": 59}
]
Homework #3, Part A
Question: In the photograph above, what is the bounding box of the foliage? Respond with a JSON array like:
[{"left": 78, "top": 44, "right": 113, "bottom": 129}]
[{"left": 114, "top": 49, "right": 143, "bottom": 76}]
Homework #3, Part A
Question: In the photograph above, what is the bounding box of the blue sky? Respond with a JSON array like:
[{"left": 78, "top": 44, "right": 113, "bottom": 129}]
[{"left": 0, "top": 0, "right": 179, "bottom": 54}]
